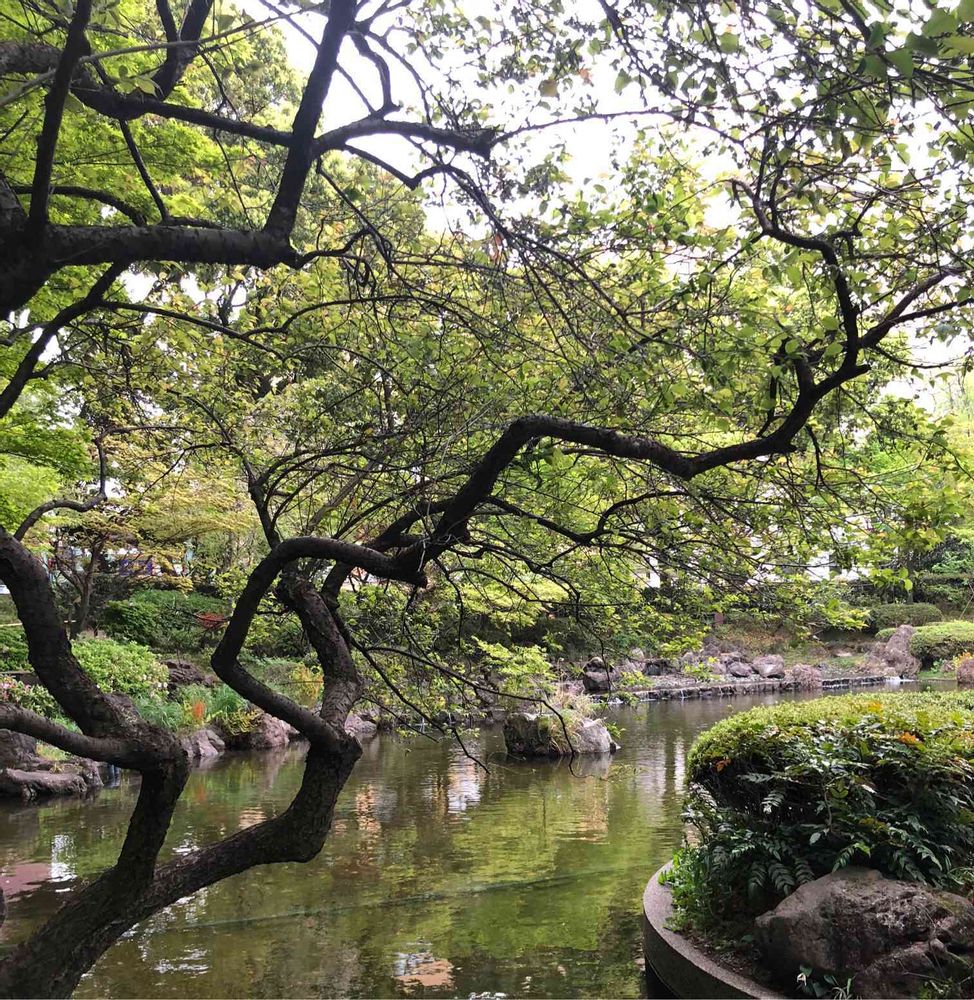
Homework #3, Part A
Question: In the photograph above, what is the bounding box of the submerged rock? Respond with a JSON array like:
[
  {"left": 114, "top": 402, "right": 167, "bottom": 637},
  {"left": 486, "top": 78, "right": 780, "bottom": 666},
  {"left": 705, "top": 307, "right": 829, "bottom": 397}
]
[
  {"left": 755, "top": 867, "right": 974, "bottom": 998},
  {"left": 503, "top": 712, "right": 619, "bottom": 757}
]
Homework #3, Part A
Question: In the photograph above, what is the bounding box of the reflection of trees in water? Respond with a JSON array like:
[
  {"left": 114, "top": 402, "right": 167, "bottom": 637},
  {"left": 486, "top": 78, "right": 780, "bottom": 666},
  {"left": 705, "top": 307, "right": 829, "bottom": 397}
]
[{"left": 5, "top": 696, "right": 791, "bottom": 997}]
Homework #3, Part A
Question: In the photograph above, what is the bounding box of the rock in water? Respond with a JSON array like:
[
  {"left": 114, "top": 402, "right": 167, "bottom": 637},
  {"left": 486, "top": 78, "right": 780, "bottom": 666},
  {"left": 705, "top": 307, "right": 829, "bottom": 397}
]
[
  {"left": 956, "top": 655, "right": 974, "bottom": 686},
  {"left": 755, "top": 867, "right": 974, "bottom": 998},
  {"left": 345, "top": 713, "right": 378, "bottom": 741},
  {"left": 503, "top": 713, "right": 618, "bottom": 756},
  {"left": 861, "top": 624, "right": 920, "bottom": 678},
  {"left": 181, "top": 726, "right": 226, "bottom": 761},
  {"left": 219, "top": 711, "right": 290, "bottom": 750}
]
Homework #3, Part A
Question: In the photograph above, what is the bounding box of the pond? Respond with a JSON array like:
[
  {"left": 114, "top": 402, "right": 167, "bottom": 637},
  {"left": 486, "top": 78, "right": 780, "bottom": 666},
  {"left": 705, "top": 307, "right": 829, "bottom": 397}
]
[{"left": 0, "top": 689, "right": 907, "bottom": 998}]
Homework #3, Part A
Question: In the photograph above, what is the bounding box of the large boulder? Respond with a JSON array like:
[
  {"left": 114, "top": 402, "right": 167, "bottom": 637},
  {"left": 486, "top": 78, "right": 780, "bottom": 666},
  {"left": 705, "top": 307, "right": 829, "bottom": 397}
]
[
  {"left": 788, "top": 663, "right": 824, "bottom": 689},
  {"left": 0, "top": 768, "right": 88, "bottom": 799},
  {"left": 219, "top": 711, "right": 290, "bottom": 750},
  {"left": 728, "top": 661, "right": 752, "bottom": 678},
  {"left": 345, "top": 713, "right": 378, "bottom": 741},
  {"left": 181, "top": 726, "right": 226, "bottom": 761},
  {"left": 0, "top": 729, "right": 39, "bottom": 768},
  {"left": 755, "top": 867, "right": 974, "bottom": 998},
  {"left": 581, "top": 664, "right": 621, "bottom": 693},
  {"left": 862, "top": 624, "right": 921, "bottom": 678},
  {"left": 751, "top": 654, "right": 785, "bottom": 679},
  {"left": 958, "top": 655, "right": 974, "bottom": 686},
  {"left": 503, "top": 713, "right": 619, "bottom": 757}
]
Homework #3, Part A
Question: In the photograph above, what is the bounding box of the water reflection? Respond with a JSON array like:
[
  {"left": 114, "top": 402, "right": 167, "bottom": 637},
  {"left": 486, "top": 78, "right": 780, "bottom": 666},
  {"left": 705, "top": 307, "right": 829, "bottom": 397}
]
[{"left": 0, "top": 692, "right": 853, "bottom": 997}]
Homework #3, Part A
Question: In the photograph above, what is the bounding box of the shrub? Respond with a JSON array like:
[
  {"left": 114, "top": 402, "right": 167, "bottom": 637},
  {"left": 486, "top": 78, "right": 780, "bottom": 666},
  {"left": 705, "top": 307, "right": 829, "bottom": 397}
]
[
  {"left": 0, "top": 626, "right": 29, "bottom": 671},
  {"left": 909, "top": 621, "right": 974, "bottom": 665},
  {"left": 0, "top": 675, "right": 58, "bottom": 716},
  {"left": 73, "top": 637, "right": 167, "bottom": 699},
  {"left": 869, "top": 602, "right": 942, "bottom": 631},
  {"left": 874, "top": 626, "right": 897, "bottom": 641},
  {"left": 665, "top": 692, "right": 974, "bottom": 931}
]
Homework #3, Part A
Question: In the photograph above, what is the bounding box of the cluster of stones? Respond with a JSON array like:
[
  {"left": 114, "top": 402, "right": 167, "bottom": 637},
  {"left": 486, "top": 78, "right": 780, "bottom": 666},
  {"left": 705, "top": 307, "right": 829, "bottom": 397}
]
[{"left": 578, "top": 646, "right": 810, "bottom": 693}]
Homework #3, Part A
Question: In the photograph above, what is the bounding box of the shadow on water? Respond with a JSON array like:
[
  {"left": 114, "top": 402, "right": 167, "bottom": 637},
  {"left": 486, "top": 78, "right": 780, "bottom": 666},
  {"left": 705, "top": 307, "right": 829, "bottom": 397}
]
[{"left": 0, "top": 689, "right": 899, "bottom": 998}]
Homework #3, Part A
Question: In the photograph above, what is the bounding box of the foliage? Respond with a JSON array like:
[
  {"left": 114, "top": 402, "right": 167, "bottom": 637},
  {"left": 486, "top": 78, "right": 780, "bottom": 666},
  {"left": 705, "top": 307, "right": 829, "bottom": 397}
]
[
  {"left": 472, "top": 640, "right": 553, "bottom": 698},
  {"left": 103, "top": 589, "right": 228, "bottom": 652},
  {"left": 681, "top": 660, "right": 717, "bottom": 683},
  {"left": 0, "top": 626, "right": 29, "bottom": 672},
  {"left": 869, "top": 603, "right": 943, "bottom": 631},
  {"left": 874, "top": 627, "right": 897, "bottom": 642},
  {"left": 909, "top": 623, "right": 974, "bottom": 665},
  {"left": 666, "top": 693, "right": 974, "bottom": 931},
  {"left": 72, "top": 637, "right": 168, "bottom": 700},
  {"left": 0, "top": 675, "right": 58, "bottom": 716},
  {"left": 724, "top": 579, "right": 868, "bottom": 638}
]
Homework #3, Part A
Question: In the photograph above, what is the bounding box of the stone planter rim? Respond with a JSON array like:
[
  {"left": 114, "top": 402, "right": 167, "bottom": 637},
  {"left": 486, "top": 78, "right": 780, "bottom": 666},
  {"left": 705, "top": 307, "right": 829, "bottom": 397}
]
[{"left": 643, "top": 863, "right": 785, "bottom": 999}]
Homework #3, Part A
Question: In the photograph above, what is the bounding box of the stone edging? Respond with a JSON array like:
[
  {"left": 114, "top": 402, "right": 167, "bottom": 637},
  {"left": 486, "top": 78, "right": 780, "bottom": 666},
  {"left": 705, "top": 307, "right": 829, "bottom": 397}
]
[
  {"left": 600, "top": 672, "right": 896, "bottom": 704},
  {"left": 643, "top": 864, "right": 784, "bottom": 999}
]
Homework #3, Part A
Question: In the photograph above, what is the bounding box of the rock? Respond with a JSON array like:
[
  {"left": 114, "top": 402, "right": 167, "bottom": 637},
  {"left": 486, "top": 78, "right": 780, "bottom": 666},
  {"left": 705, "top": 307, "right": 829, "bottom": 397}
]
[
  {"left": 0, "top": 768, "right": 88, "bottom": 800},
  {"left": 788, "top": 663, "right": 824, "bottom": 689},
  {"left": 581, "top": 665, "right": 621, "bottom": 693},
  {"left": 628, "top": 647, "right": 646, "bottom": 663},
  {"left": 219, "top": 711, "right": 290, "bottom": 750},
  {"left": 751, "top": 654, "right": 785, "bottom": 679},
  {"left": 582, "top": 655, "right": 606, "bottom": 672},
  {"left": 503, "top": 713, "right": 618, "bottom": 757},
  {"left": 0, "top": 729, "right": 39, "bottom": 768},
  {"left": 861, "top": 625, "right": 920, "bottom": 679},
  {"left": 181, "top": 726, "right": 225, "bottom": 761},
  {"left": 755, "top": 867, "right": 974, "bottom": 998},
  {"left": 957, "top": 656, "right": 974, "bottom": 686},
  {"left": 642, "top": 657, "right": 670, "bottom": 677},
  {"left": 345, "top": 713, "right": 378, "bottom": 741},
  {"left": 163, "top": 658, "right": 215, "bottom": 694},
  {"left": 728, "top": 661, "right": 753, "bottom": 678}
]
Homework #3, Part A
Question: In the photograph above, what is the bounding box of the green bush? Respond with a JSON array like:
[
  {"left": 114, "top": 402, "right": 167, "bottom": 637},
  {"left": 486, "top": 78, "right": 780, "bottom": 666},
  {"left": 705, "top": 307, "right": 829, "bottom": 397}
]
[
  {"left": 909, "top": 621, "right": 974, "bottom": 665},
  {"left": 665, "top": 692, "right": 974, "bottom": 931},
  {"left": 73, "top": 637, "right": 167, "bottom": 699},
  {"left": 869, "top": 602, "right": 943, "bottom": 631},
  {"left": 0, "top": 626, "right": 29, "bottom": 671},
  {"left": 103, "top": 589, "right": 227, "bottom": 652},
  {"left": 874, "top": 626, "right": 897, "bottom": 641}
]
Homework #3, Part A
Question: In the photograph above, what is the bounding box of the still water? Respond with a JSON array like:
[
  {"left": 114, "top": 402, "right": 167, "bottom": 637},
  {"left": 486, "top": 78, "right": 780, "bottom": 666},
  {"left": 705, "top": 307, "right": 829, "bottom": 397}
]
[{"left": 0, "top": 693, "right": 835, "bottom": 997}]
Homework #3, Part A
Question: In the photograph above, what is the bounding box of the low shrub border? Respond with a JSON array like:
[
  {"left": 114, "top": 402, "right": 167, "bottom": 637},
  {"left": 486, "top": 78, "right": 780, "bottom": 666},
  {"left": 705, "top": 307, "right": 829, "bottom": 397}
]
[
  {"left": 909, "top": 621, "right": 974, "bottom": 666},
  {"left": 868, "top": 602, "right": 943, "bottom": 631},
  {"left": 664, "top": 692, "right": 974, "bottom": 935}
]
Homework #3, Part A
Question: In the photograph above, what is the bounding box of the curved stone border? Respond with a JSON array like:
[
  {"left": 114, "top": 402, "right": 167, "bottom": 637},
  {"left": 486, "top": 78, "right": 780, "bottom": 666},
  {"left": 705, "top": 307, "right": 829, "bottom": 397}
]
[{"left": 643, "top": 865, "right": 784, "bottom": 999}]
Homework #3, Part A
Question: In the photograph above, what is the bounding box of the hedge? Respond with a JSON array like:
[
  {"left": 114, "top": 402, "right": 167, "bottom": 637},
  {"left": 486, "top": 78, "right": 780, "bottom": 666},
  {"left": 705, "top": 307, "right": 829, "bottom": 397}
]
[
  {"left": 908, "top": 621, "right": 974, "bottom": 665},
  {"left": 868, "top": 602, "right": 942, "bottom": 631},
  {"left": 665, "top": 692, "right": 974, "bottom": 930}
]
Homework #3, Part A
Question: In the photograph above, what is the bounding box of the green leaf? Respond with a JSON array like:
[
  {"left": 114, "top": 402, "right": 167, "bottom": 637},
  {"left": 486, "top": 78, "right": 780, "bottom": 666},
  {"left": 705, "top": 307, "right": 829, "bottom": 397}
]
[
  {"left": 719, "top": 31, "right": 739, "bottom": 53},
  {"left": 886, "top": 48, "right": 914, "bottom": 78},
  {"left": 943, "top": 35, "right": 974, "bottom": 55},
  {"left": 538, "top": 78, "right": 559, "bottom": 98}
]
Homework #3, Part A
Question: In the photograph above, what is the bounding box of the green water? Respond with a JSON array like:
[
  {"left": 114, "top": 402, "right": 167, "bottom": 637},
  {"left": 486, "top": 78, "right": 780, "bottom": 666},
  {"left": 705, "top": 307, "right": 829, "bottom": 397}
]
[{"left": 0, "top": 693, "right": 828, "bottom": 997}]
